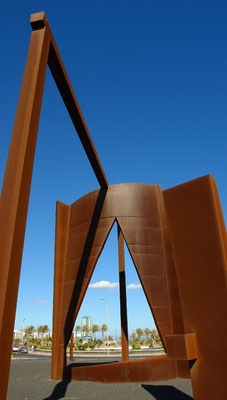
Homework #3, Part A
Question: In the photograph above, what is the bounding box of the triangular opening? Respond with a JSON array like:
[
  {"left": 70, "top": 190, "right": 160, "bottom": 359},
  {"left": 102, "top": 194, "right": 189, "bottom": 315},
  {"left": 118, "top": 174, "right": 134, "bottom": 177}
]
[
  {"left": 70, "top": 218, "right": 164, "bottom": 366},
  {"left": 123, "top": 238, "right": 164, "bottom": 358},
  {"left": 72, "top": 221, "right": 121, "bottom": 364},
  {"left": 116, "top": 217, "right": 167, "bottom": 354}
]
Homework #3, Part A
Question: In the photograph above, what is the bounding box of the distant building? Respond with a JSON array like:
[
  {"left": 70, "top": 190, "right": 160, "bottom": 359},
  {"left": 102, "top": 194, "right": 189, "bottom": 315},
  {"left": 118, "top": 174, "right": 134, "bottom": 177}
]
[
  {"left": 13, "top": 330, "right": 25, "bottom": 340},
  {"left": 13, "top": 329, "right": 52, "bottom": 340},
  {"left": 33, "top": 330, "right": 51, "bottom": 339},
  {"left": 81, "top": 316, "right": 93, "bottom": 340}
]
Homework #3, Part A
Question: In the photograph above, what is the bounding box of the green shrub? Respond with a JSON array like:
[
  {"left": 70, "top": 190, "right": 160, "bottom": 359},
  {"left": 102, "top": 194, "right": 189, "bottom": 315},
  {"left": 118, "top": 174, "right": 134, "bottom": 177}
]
[{"left": 132, "top": 343, "right": 141, "bottom": 350}]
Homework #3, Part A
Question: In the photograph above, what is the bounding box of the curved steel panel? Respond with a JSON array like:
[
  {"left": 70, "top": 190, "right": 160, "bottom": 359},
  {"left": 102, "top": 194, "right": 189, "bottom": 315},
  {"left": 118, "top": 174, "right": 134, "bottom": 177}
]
[{"left": 52, "top": 183, "right": 187, "bottom": 379}]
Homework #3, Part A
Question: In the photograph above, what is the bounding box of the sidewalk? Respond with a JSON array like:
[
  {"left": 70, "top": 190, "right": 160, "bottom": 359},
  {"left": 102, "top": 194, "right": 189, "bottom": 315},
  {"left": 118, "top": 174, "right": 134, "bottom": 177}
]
[{"left": 31, "top": 349, "right": 165, "bottom": 357}]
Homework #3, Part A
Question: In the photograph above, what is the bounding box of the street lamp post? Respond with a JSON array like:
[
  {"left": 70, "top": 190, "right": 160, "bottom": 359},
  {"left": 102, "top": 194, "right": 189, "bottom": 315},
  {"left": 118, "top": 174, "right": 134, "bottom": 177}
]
[
  {"left": 100, "top": 298, "right": 109, "bottom": 356},
  {"left": 22, "top": 319, "right": 25, "bottom": 345},
  {"left": 16, "top": 315, "right": 25, "bottom": 345}
]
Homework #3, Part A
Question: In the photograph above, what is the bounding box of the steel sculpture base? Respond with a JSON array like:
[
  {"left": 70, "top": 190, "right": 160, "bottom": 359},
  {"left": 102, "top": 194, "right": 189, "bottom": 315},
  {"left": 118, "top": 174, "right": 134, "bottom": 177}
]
[{"left": 66, "top": 355, "right": 177, "bottom": 383}]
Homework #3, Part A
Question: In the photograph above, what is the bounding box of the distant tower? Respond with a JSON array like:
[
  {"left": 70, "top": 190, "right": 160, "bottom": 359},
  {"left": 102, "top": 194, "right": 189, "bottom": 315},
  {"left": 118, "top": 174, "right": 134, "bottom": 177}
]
[{"left": 81, "top": 316, "right": 93, "bottom": 339}]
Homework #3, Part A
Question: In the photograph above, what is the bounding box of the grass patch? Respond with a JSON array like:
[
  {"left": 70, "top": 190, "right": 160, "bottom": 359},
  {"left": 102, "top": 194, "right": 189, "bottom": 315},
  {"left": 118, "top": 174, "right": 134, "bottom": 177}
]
[{"left": 35, "top": 373, "right": 44, "bottom": 378}]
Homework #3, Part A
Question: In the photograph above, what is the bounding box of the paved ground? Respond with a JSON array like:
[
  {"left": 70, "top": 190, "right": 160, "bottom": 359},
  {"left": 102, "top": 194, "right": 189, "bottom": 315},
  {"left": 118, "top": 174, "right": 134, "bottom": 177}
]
[{"left": 7, "top": 354, "right": 194, "bottom": 399}]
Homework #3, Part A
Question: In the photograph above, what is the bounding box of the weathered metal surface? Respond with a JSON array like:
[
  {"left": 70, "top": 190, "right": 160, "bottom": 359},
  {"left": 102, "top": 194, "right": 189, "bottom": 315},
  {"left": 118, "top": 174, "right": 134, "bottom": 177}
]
[
  {"left": 0, "top": 19, "right": 50, "bottom": 400},
  {"left": 53, "top": 176, "right": 227, "bottom": 394},
  {"left": 52, "top": 183, "right": 190, "bottom": 382},
  {"left": 163, "top": 175, "right": 227, "bottom": 399},
  {"left": 67, "top": 355, "right": 176, "bottom": 383},
  {"left": 0, "top": 11, "right": 108, "bottom": 399},
  {"left": 166, "top": 333, "right": 198, "bottom": 361}
]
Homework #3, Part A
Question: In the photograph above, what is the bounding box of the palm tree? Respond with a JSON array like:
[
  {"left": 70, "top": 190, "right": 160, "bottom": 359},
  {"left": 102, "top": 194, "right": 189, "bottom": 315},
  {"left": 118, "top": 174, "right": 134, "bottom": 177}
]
[
  {"left": 82, "top": 325, "right": 89, "bottom": 338},
  {"left": 44, "top": 335, "right": 52, "bottom": 348},
  {"left": 131, "top": 332, "right": 136, "bottom": 341},
  {"left": 144, "top": 328, "right": 150, "bottom": 343},
  {"left": 150, "top": 329, "right": 158, "bottom": 346},
  {"left": 42, "top": 325, "right": 49, "bottom": 339},
  {"left": 75, "top": 325, "right": 81, "bottom": 344},
  {"left": 101, "top": 324, "right": 107, "bottom": 342},
  {"left": 37, "top": 325, "right": 50, "bottom": 343},
  {"left": 24, "top": 325, "right": 35, "bottom": 339},
  {"left": 92, "top": 324, "right": 99, "bottom": 340},
  {"left": 136, "top": 328, "right": 143, "bottom": 343}
]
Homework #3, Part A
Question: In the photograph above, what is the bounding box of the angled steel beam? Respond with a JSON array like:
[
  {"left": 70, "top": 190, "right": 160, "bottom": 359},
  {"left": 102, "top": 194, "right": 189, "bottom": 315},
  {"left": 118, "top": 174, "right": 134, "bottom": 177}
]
[
  {"left": 46, "top": 22, "right": 108, "bottom": 189},
  {"left": 0, "top": 11, "right": 108, "bottom": 399}
]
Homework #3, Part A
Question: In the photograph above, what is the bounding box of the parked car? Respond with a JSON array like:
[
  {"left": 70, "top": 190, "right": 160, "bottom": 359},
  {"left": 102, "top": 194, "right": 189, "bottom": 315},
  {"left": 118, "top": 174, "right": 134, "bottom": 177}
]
[
  {"left": 19, "top": 346, "right": 28, "bottom": 354},
  {"left": 12, "top": 346, "right": 19, "bottom": 352}
]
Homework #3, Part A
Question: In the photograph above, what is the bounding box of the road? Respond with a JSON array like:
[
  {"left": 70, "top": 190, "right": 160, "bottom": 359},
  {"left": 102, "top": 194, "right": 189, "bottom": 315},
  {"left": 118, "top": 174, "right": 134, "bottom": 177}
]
[{"left": 7, "top": 353, "right": 194, "bottom": 399}]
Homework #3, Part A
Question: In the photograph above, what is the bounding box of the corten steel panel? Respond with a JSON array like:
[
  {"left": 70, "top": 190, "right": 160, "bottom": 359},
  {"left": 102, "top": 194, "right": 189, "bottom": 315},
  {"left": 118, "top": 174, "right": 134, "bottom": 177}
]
[
  {"left": 52, "top": 201, "right": 71, "bottom": 379},
  {"left": 116, "top": 185, "right": 174, "bottom": 348},
  {"left": 156, "top": 187, "right": 190, "bottom": 378},
  {"left": 163, "top": 175, "right": 227, "bottom": 399},
  {"left": 166, "top": 333, "right": 198, "bottom": 361},
  {"left": 67, "top": 355, "right": 176, "bottom": 383},
  {"left": 52, "top": 189, "right": 115, "bottom": 378},
  {"left": 52, "top": 183, "right": 191, "bottom": 381},
  {"left": 0, "top": 19, "right": 50, "bottom": 399}
]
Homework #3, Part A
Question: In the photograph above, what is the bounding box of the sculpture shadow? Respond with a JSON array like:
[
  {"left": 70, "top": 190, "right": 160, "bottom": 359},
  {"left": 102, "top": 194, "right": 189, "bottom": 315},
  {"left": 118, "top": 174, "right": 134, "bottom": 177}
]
[
  {"left": 43, "top": 361, "right": 117, "bottom": 399},
  {"left": 43, "top": 379, "right": 71, "bottom": 400},
  {"left": 68, "top": 361, "right": 117, "bottom": 368},
  {"left": 142, "top": 384, "right": 193, "bottom": 400}
]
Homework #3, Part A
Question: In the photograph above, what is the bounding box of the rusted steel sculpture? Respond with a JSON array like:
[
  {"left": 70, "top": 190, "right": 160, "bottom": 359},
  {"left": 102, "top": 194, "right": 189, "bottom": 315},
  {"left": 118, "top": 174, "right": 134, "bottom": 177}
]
[
  {"left": 52, "top": 175, "right": 227, "bottom": 400},
  {"left": 0, "top": 11, "right": 226, "bottom": 400}
]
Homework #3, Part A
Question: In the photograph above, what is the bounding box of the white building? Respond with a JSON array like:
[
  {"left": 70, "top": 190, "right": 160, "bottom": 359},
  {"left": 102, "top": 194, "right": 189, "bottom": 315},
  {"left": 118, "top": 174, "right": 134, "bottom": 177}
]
[
  {"left": 81, "top": 316, "right": 93, "bottom": 339},
  {"left": 13, "top": 330, "right": 25, "bottom": 340}
]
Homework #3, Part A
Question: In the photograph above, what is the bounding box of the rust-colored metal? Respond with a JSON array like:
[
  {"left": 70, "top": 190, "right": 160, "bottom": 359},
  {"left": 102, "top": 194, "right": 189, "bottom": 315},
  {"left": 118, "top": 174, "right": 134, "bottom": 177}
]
[
  {"left": 163, "top": 175, "right": 227, "bottom": 399},
  {"left": 47, "top": 28, "right": 108, "bottom": 189},
  {"left": 0, "top": 15, "right": 50, "bottom": 400},
  {"left": 0, "top": 11, "right": 108, "bottom": 399},
  {"left": 117, "top": 223, "right": 129, "bottom": 361},
  {"left": 52, "top": 183, "right": 189, "bottom": 382},
  {"left": 1, "top": 10, "right": 227, "bottom": 400},
  {"left": 52, "top": 177, "right": 227, "bottom": 397},
  {"left": 67, "top": 354, "right": 176, "bottom": 383},
  {"left": 166, "top": 333, "right": 198, "bottom": 361}
]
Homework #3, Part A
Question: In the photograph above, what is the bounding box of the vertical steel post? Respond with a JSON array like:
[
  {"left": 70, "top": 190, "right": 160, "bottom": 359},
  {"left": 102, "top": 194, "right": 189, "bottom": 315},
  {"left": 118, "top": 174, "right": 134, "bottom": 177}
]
[
  {"left": 0, "top": 12, "right": 50, "bottom": 400},
  {"left": 117, "top": 223, "right": 129, "bottom": 362}
]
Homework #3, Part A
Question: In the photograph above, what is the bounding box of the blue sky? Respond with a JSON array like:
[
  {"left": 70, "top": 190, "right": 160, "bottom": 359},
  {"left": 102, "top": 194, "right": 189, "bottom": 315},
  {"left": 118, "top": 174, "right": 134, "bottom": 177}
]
[{"left": 0, "top": 1, "right": 226, "bottom": 337}]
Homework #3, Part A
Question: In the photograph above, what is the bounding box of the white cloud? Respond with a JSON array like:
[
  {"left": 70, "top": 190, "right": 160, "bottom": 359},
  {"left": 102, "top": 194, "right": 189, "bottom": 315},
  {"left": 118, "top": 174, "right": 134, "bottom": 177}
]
[
  {"left": 127, "top": 283, "right": 142, "bottom": 290},
  {"left": 89, "top": 281, "right": 142, "bottom": 291},
  {"left": 33, "top": 299, "right": 48, "bottom": 304},
  {"left": 89, "top": 281, "right": 119, "bottom": 290}
]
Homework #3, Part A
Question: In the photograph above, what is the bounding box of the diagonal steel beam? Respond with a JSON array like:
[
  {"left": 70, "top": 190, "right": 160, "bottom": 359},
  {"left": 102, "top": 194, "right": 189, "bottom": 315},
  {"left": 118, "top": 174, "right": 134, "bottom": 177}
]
[
  {"left": 45, "top": 18, "right": 108, "bottom": 189},
  {"left": 0, "top": 11, "right": 108, "bottom": 399}
]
